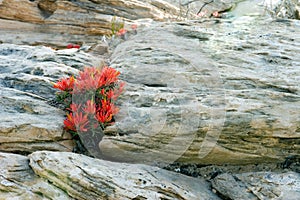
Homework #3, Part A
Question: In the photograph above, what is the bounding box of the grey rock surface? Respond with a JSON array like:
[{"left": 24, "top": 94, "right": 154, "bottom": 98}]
[
  {"left": 0, "top": 152, "right": 71, "bottom": 199},
  {"left": 28, "top": 151, "right": 220, "bottom": 200},
  {"left": 212, "top": 171, "right": 300, "bottom": 200},
  {"left": 0, "top": 0, "right": 232, "bottom": 47},
  {"left": 99, "top": 17, "right": 300, "bottom": 165}
]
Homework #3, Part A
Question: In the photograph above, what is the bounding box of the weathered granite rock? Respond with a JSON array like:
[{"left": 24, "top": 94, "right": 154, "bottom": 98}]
[
  {"left": 28, "top": 151, "right": 220, "bottom": 200},
  {"left": 212, "top": 171, "right": 300, "bottom": 200},
  {"left": 0, "top": 152, "right": 70, "bottom": 199},
  {"left": 97, "top": 17, "right": 300, "bottom": 165},
  {"left": 0, "top": 43, "right": 101, "bottom": 154}
]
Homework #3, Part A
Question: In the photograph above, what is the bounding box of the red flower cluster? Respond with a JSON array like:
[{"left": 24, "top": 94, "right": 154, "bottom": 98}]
[
  {"left": 116, "top": 28, "right": 127, "bottom": 36},
  {"left": 53, "top": 66, "right": 124, "bottom": 135},
  {"left": 53, "top": 76, "right": 75, "bottom": 91},
  {"left": 67, "top": 44, "right": 81, "bottom": 49}
]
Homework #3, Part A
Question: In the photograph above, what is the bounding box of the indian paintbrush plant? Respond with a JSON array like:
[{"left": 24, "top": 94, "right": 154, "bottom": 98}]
[
  {"left": 110, "top": 16, "right": 125, "bottom": 36},
  {"left": 53, "top": 66, "right": 124, "bottom": 155}
]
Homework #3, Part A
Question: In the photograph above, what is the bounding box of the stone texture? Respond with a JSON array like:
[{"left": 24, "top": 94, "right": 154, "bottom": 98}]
[
  {"left": 0, "top": 43, "right": 101, "bottom": 154},
  {"left": 164, "top": 0, "right": 233, "bottom": 18},
  {"left": 0, "top": 0, "right": 181, "bottom": 47},
  {"left": 0, "top": 87, "right": 74, "bottom": 154},
  {"left": 28, "top": 151, "right": 219, "bottom": 200},
  {"left": 271, "top": 0, "right": 300, "bottom": 19},
  {"left": 97, "top": 16, "right": 300, "bottom": 165},
  {"left": 0, "top": 152, "right": 70, "bottom": 199},
  {"left": 0, "top": 0, "right": 232, "bottom": 48},
  {"left": 212, "top": 172, "right": 300, "bottom": 200}
]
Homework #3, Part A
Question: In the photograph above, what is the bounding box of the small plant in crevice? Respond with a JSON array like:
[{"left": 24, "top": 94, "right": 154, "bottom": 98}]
[
  {"left": 53, "top": 66, "right": 124, "bottom": 155},
  {"left": 111, "top": 16, "right": 125, "bottom": 36},
  {"left": 109, "top": 16, "right": 138, "bottom": 41}
]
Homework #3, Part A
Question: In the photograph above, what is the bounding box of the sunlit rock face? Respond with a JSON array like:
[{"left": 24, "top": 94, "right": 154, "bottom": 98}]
[{"left": 101, "top": 17, "right": 300, "bottom": 165}]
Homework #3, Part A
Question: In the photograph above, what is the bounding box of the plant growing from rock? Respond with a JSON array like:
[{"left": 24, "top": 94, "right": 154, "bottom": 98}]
[
  {"left": 53, "top": 66, "right": 124, "bottom": 152},
  {"left": 110, "top": 16, "right": 125, "bottom": 36}
]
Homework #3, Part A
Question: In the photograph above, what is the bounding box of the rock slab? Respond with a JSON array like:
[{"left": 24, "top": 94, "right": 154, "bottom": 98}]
[
  {"left": 212, "top": 171, "right": 300, "bottom": 200},
  {"left": 0, "top": 0, "right": 232, "bottom": 47},
  {"left": 23, "top": 151, "right": 219, "bottom": 200},
  {"left": 0, "top": 152, "right": 70, "bottom": 199},
  {"left": 99, "top": 17, "right": 300, "bottom": 165}
]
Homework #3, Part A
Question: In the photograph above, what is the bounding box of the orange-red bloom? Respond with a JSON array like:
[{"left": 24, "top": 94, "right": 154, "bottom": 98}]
[
  {"left": 74, "top": 67, "right": 104, "bottom": 93},
  {"left": 78, "top": 67, "right": 101, "bottom": 81},
  {"left": 53, "top": 76, "right": 75, "bottom": 91},
  {"left": 101, "top": 82, "right": 124, "bottom": 101},
  {"left": 116, "top": 28, "right": 127, "bottom": 36},
  {"left": 84, "top": 100, "right": 96, "bottom": 114},
  {"left": 64, "top": 112, "right": 89, "bottom": 132},
  {"left": 67, "top": 44, "right": 80, "bottom": 49},
  {"left": 101, "top": 99, "right": 118, "bottom": 114},
  {"left": 54, "top": 66, "right": 123, "bottom": 134},
  {"left": 98, "top": 66, "right": 121, "bottom": 87},
  {"left": 74, "top": 76, "right": 99, "bottom": 92},
  {"left": 67, "top": 103, "right": 81, "bottom": 113},
  {"left": 95, "top": 99, "right": 119, "bottom": 124},
  {"left": 95, "top": 111, "right": 113, "bottom": 124},
  {"left": 67, "top": 44, "right": 74, "bottom": 49}
]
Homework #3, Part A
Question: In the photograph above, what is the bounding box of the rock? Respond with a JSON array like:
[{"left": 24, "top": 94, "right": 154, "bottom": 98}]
[
  {"left": 0, "top": 0, "right": 232, "bottom": 47},
  {"left": 164, "top": 0, "right": 233, "bottom": 18},
  {"left": 0, "top": 43, "right": 100, "bottom": 154},
  {"left": 0, "top": 87, "right": 74, "bottom": 154},
  {"left": 88, "top": 42, "right": 110, "bottom": 56},
  {"left": 0, "top": 152, "right": 70, "bottom": 199},
  {"left": 97, "top": 18, "right": 300, "bottom": 165},
  {"left": 0, "top": 0, "right": 180, "bottom": 48},
  {"left": 212, "top": 172, "right": 300, "bottom": 200},
  {"left": 28, "top": 151, "right": 220, "bottom": 200},
  {"left": 269, "top": 0, "right": 300, "bottom": 19}
]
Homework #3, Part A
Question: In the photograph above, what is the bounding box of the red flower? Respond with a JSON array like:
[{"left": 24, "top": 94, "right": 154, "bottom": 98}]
[
  {"left": 64, "top": 112, "right": 89, "bottom": 132},
  {"left": 95, "top": 111, "right": 113, "bottom": 124},
  {"left": 73, "top": 67, "right": 103, "bottom": 93},
  {"left": 116, "top": 28, "right": 127, "bottom": 36},
  {"left": 78, "top": 67, "right": 101, "bottom": 81},
  {"left": 101, "top": 82, "right": 125, "bottom": 101},
  {"left": 67, "top": 103, "right": 82, "bottom": 113},
  {"left": 74, "top": 67, "right": 120, "bottom": 92},
  {"left": 74, "top": 77, "right": 99, "bottom": 92},
  {"left": 53, "top": 76, "right": 75, "bottom": 91},
  {"left": 98, "top": 66, "right": 121, "bottom": 87},
  {"left": 95, "top": 99, "right": 119, "bottom": 124},
  {"left": 67, "top": 44, "right": 80, "bottom": 49},
  {"left": 84, "top": 100, "right": 96, "bottom": 114},
  {"left": 54, "top": 66, "right": 124, "bottom": 134},
  {"left": 67, "top": 44, "right": 74, "bottom": 49},
  {"left": 131, "top": 24, "right": 137, "bottom": 30}
]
